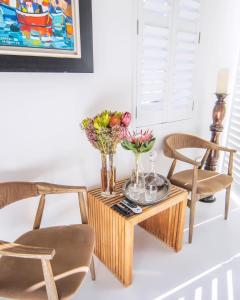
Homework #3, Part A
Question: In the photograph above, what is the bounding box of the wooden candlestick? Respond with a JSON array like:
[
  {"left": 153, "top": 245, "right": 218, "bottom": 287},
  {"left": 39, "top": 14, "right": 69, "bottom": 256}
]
[
  {"left": 200, "top": 93, "right": 228, "bottom": 203},
  {"left": 205, "top": 93, "right": 227, "bottom": 170}
]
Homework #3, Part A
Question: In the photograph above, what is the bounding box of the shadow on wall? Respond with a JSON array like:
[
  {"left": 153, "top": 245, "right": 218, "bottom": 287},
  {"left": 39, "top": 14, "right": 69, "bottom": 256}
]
[
  {"left": 85, "top": 87, "right": 131, "bottom": 117},
  {"left": 0, "top": 154, "right": 96, "bottom": 187},
  {"left": 0, "top": 160, "right": 65, "bottom": 182}
]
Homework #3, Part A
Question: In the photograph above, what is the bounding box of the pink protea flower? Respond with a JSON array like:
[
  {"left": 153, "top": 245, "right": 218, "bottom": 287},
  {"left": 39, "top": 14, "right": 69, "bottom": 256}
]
[
  {"left": 139, "top": 130, "right": 153, "bottom": 143},
  {"left": 121, "top": 112, "right": 132, "bottom": 127},
  {"left": 121, "top": 129, "right": 156, "bottom": 154}
]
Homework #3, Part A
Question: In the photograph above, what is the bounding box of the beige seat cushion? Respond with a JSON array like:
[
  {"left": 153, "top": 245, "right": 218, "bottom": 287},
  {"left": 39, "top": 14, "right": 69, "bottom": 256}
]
[
  {"left": 170, "top": 169, "right": 233, "bottom": 196},
  {"left": 0, "top": 224, "right": 95, "bottom": 300}
]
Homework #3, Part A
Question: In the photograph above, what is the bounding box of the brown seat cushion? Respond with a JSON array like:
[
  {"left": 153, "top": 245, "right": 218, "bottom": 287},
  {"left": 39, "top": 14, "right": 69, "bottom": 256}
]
[
  {"left": 0, "top": 224, "right": 95, "bottom": 300},
  {"left": 170, "top": 169, "right": 233, "bottom": 196}
]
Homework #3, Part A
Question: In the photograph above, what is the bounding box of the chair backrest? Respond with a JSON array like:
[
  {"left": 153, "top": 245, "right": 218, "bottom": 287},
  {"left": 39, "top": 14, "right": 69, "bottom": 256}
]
[
  {"left": 0, "top": 182, "right": 39, "bottom": 209},
  {"left": 164, "top": 133, "right": 210, "bottom": 159}
]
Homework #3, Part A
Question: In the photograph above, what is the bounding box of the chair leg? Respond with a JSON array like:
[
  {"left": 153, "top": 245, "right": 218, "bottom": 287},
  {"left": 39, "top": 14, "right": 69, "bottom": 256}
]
[
  {"left": 224, "top": 186, "right": 231, "bottom": 220},
  {"left": 41, "top": 259, "right": 59, "bottom": 300},
  {"left": 189, "top": 194, "right": 197, "bottom": 244},
  {"left": 90, "top": 258, "right": 96, "bottom": 281}
]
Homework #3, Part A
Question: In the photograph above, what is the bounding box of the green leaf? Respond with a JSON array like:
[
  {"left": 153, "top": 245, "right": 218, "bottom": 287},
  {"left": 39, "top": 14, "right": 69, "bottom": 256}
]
[
  {"left": 139, "top": 138, "right": 156, "bottom": 153},
  {"left": 121, "top": 142, "right": 130, "bottom": 151},
  {"left": 121, "top": 141, "right": 138, "bottom": 153}
]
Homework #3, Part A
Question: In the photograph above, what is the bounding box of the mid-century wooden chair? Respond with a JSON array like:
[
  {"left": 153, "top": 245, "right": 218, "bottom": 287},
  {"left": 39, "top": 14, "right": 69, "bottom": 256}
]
[
  {"left": 163, "top": 133, "right": 236, "bottom": 243},
  {"left": 0, "top": 182, "right": 96, "bottom": 300}
]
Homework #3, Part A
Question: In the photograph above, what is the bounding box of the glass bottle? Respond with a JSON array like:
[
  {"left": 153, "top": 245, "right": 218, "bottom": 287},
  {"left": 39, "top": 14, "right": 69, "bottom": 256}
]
[{"left": 145, "top": 151, "right": 157, "bottom": 185}]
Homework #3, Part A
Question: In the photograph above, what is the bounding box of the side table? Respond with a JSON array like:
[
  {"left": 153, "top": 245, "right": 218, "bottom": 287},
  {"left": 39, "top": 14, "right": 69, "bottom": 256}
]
[{"left": 88, "top": 180, "right": 187, "bottom": 287}]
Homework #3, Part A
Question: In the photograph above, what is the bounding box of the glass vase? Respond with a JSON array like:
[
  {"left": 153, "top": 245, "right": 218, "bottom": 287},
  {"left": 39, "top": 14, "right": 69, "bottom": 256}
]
[
  {"left": 134, "top": 153, "right": 145, "bottom": 185},
  {"left": 129, "top": 153, "right": 145, "bottom": 200},
  {"left": 101, "top": 153, "right": 116, "bottom": 197}
]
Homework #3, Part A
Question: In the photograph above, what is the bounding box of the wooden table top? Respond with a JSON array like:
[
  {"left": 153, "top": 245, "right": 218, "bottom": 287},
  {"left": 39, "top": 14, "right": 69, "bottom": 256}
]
[{"left": 88, "top": 179, "right": 188, "bottom": 225}]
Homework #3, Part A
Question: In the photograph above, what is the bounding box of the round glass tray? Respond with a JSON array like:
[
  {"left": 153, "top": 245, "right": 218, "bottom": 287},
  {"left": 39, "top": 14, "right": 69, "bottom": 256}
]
[{"left": 122, "top": 174, "right": 171, "bottom": 206}]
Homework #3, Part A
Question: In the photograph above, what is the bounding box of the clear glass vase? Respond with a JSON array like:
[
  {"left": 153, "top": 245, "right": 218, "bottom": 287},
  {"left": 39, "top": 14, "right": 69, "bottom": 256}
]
[
  {"left": 101, "top": 153, "right": 116, "bottom": 197},
  {"left": 129, "top": 153, "right": 145, "bottom": 200},
  {"left": 134, "top": 153, "right": 145, "bottom": 185}
]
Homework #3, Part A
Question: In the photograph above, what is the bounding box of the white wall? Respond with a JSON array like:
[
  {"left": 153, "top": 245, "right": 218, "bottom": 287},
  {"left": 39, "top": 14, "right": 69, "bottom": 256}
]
[
  {"left": 196, "top": 0, "right": 240, "bottom": 141},
  {"left": 194, "top": 0, "right": 240, "bottom": 172},
  {"left": 0, "top": 0, "right": 239, "bottom": 241}
]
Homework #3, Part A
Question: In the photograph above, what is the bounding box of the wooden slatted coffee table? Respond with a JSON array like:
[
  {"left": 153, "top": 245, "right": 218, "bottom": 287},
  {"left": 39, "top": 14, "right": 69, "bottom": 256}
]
[{"left": 87, "top": 180, "right": 187, "bottom": 287}]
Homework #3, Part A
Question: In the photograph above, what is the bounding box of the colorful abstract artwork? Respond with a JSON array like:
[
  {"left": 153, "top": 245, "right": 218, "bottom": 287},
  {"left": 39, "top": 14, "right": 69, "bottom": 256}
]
[{"left": 0, "top": 0, "right": 81, "bottom": 57}]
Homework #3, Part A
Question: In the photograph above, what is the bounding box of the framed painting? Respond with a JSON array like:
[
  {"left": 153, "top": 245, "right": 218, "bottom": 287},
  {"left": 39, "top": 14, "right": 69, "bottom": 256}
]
[{"left": 0, "top": 0, "right": 93, "bottom": 72}]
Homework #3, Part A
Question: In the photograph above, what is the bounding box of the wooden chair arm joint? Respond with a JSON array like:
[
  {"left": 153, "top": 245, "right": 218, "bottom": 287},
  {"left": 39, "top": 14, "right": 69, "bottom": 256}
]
[{"left": 0, "top": 240, "right": 55, "bottom": 260}]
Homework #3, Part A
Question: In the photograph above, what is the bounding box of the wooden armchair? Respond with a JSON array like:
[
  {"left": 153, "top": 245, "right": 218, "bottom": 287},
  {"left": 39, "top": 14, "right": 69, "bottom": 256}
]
[
  {"left": 0, "top": 182, "right": 95, "bottom": 300},
  {"left": 163, "top": 133, "right": 236, "bottom": 243}
]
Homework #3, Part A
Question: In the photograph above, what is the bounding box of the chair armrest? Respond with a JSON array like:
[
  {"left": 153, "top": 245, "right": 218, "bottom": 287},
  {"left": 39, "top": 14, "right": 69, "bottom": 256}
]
[
  {"left": 33, "top": 183, "right": 89, "bottom": 230},
  {"left": 216, "top": 145, "right": 237, "bottom": 153},
  {"left": 0, "top": 240, "right": 55, "bottom": 260},
  {"left": 36, "top": 183, "right": 87, "bottom": 195},
  {"left": 172, "top": 143, "right": 236, "bottom": 166},
  {"left": 172, "top": 150, "right": 201, "bottom": 167},
  {"left": 202, "top": 140, "right": 237, "bottom": 153}
]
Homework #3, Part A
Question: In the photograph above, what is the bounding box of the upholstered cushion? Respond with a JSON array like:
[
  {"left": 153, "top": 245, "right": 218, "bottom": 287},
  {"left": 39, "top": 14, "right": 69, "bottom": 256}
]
[
  {"left": 0, "top": 224, "right": 95, "bottom": 300},
  {"left": 170, "top": 169, "right": 233, "bottom": 196}
]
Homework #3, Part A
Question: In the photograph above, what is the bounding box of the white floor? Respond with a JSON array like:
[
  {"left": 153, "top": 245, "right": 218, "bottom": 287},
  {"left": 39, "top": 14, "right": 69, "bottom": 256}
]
[{"left": 77, "top": 192, "right": 240, "bottom": 300}]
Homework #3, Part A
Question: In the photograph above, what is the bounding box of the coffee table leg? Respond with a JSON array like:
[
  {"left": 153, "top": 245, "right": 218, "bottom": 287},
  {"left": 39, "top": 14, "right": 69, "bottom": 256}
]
[
  {"left": 88, "top": 195, "right": 134, "bottom": 286},
  {"left": 112, "top": 211, "right": 134, "bottom": 286},
  {"left": 123, "top": 222, "right": 134, "bottom": 286},
  {"left": 175, "top": 199, "right": 187, "bottom": 251},
  {"left": 105, "top": 212, "right": 134, "bottom": 286},
  {"left": 139, "top": 199, "right": 187, "bottom": 252}
]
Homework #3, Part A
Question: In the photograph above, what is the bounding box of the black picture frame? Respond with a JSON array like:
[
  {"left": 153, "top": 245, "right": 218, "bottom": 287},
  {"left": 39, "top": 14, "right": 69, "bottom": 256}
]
[{"left": 0, "top": 0, "right": 93, "bottom": 73}]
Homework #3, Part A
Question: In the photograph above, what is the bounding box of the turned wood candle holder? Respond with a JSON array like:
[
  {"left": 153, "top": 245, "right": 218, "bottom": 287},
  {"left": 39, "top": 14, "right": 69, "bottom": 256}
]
[{"left": 200, "top": 93, "right": 228, "bottom": 203}]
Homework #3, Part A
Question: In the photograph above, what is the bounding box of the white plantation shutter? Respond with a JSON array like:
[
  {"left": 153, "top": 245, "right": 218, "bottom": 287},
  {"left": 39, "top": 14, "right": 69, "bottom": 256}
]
[
  {"left": 223, "top": 65, "right": 240, "bottom": 195},
  {"left": 136, "top": 0, "right": 171, "bottom": 125},
  {"left": 136, "top": 0, "right": 201, "bottom": 126},
  {"left": 169, "top": 0, "right": 200, "bottom": 121}
]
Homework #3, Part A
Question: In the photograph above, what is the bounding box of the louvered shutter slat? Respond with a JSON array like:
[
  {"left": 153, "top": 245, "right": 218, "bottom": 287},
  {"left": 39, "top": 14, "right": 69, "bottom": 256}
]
[
  {"left": 144, "top": 0, "right": 171, "bottom": 15},
  {"left": 178, "top": 0, "right": 200, "bottom": 21}
]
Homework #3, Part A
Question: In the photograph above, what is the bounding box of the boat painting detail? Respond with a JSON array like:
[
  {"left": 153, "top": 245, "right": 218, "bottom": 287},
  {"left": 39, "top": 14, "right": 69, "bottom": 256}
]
[
  {"left": 16, "top": 10, "right": 52, "bottom": 27},
  {"left": 0, "top": 0, "right": 81, "bottom": 58}
]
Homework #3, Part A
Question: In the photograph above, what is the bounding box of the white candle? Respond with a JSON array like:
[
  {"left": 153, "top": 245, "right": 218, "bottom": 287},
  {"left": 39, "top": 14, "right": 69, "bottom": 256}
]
[{"left": 216, "top": 68, "right": 229, "bottom": 94}]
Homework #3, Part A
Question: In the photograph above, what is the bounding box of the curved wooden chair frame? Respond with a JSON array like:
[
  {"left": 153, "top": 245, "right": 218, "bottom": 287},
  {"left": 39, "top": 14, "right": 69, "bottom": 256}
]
[
  {"left": 0, "top": 182, "right": 96, "bottom": 300},
  {"left": 164, "top": 133, "right": 236, "bottom": 243}
]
